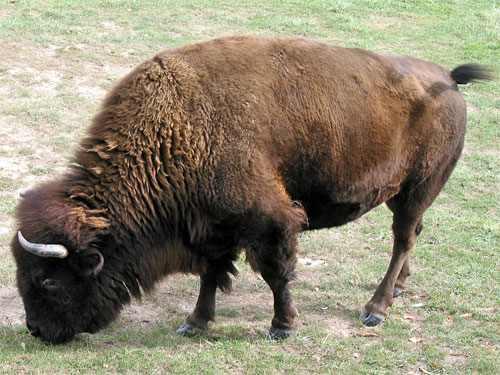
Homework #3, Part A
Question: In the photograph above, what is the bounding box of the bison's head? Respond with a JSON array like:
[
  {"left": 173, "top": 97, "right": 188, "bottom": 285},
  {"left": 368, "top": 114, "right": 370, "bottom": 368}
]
[{"left": 11, "top": 182, "right": 130, "bottom": 344}]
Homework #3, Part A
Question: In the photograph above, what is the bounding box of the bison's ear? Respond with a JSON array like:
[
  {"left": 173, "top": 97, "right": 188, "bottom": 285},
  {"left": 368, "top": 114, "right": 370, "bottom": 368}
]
[{"left": 71, "top": 246, "right": 104, "bottom": 276}]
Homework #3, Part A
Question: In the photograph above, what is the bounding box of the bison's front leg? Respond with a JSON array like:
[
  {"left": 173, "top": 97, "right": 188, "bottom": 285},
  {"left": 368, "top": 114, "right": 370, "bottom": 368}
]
[
  {"left": 245, "top": 214, "right": 304, "bottom": 339},
  {"left": 260, "top": 269, "right": 299, "bottom": 339},
  {"left": 176, "top": 273, "right": 217, "bottom": 335}
]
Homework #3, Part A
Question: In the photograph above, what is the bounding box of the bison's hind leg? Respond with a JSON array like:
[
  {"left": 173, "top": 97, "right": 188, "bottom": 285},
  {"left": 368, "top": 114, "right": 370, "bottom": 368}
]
[
  {"left": 392, "top": 220, "right": 423, "bottom": 297},
  {"left": 361, "top": 142, "right": 463, "bottom": 327},
  {"left": 388, "top": 205, "right": 423, "bottom": 298},
  {"left": 360, "top": 208, "right": 423, "bottom": 327},
  {"left": 392, "top": 256, "right": 411, "bottom": 298}
]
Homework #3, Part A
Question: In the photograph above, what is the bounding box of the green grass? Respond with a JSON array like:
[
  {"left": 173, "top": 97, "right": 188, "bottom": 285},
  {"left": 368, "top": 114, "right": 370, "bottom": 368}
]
[{"left": 0, "top": 0, "right": 499, "bottom": 374}]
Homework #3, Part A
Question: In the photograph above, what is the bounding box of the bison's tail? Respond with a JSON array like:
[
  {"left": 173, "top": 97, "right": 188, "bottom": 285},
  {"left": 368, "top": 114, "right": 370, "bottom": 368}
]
[{"left": 451, "top": 64, "right": 493, "bottom": 84}]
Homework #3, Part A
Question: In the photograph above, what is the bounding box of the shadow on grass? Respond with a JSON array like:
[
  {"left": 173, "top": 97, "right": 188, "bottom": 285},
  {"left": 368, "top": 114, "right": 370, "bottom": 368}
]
[{"left": 0, "top": 299, "right": 368, "bottom": 352}]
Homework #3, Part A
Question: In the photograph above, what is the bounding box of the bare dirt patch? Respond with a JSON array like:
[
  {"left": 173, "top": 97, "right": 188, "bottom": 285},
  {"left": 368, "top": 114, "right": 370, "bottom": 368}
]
[
  {"left": 0, "top": 8, "right": 12, "bottom": 22},
  {"left": 0, "top": 286, "right": 24, "bottom": 326},
  {"left": 444, "top": 350, "right": 469, "bottom": 367},
  {"left": 0, "top": 262, "right": 357, "bottom": 339}
]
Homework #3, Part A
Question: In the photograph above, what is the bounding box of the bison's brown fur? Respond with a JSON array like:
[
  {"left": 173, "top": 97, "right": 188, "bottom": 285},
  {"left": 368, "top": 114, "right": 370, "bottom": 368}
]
[{"left": 12, "top": 36, "right": 490, "bottom": 343}]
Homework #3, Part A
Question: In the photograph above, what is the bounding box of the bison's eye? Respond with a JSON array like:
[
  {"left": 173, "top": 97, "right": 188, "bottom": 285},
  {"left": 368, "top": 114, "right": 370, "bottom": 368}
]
[{"left": 41, "top": 278, "right": 61, "bottom": 291}]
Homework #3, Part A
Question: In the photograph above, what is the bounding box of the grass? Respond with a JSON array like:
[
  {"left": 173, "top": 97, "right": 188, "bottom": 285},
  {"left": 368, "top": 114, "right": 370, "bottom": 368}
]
[{"left": 0, "top": 0, "right": 499, "bottom": 374}]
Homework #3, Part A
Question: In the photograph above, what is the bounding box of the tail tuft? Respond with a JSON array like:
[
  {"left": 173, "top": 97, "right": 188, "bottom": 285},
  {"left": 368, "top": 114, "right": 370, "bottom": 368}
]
[{"left": 451, "top": 64, "right": 493, "bottom": 84}]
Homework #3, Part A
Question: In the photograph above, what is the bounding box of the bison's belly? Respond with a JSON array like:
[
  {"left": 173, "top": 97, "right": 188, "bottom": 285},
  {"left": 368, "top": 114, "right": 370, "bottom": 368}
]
[
  {"left": 303, "top": 200, "right": 370, "bottom": 230},
  {"left": 297, "top": 184, "right": 400, "bottom": 231}
]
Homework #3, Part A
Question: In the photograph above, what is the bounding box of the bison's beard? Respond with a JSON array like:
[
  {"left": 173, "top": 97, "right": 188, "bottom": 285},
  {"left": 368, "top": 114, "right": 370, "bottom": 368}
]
[
  {"left": 23, "top": 275, "right": 130, "bottom": 344},
  {"left": 25, "top": 299, "right": 120, "bottom": 344},
  {"left": 26, "top": 318, "right": 77, "bottom": 344}
]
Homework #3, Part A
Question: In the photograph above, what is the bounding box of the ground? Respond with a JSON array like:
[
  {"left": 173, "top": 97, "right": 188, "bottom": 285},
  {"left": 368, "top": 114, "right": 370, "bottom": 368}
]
[{"left": 0, "top": 254, "right": 354, "bottom": 338}]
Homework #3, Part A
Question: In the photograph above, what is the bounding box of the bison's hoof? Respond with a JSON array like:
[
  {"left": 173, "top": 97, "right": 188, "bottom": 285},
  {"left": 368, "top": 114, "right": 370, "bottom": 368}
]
[
  {"left": 176, "top": 323, "right": 201, "bottom": 335},
  {"left": 360, "top": 310, "right": 384, "bottom": 327},
  {"left": 393, "top": 287, "right": 403, "bottom": 298},
  {"left": 268, "top": 327, "right": 295, "bottom": 340}
]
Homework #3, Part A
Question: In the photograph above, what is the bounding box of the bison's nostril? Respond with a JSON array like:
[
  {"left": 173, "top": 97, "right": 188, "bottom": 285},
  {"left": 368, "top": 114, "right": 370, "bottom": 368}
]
[{"left": 27, "top": 322, "right": 41, "bottom": 337}]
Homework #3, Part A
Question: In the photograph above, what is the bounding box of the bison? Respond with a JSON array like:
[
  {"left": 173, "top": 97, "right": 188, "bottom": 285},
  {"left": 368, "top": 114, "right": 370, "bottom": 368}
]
[{"left": 12, "top": 35, "right": 491, "bottom": 344}]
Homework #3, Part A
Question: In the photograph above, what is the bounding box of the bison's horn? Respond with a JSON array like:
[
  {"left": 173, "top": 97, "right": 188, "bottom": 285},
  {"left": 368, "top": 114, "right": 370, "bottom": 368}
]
[{"left": 17, "top": 231, "right": 68, "bottom": 258}]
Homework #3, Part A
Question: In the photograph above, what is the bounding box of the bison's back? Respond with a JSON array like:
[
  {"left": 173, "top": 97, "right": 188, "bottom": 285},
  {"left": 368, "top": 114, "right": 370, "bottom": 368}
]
[{"left": 170, "top": 37, "right": 466, "bottom": 221}]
